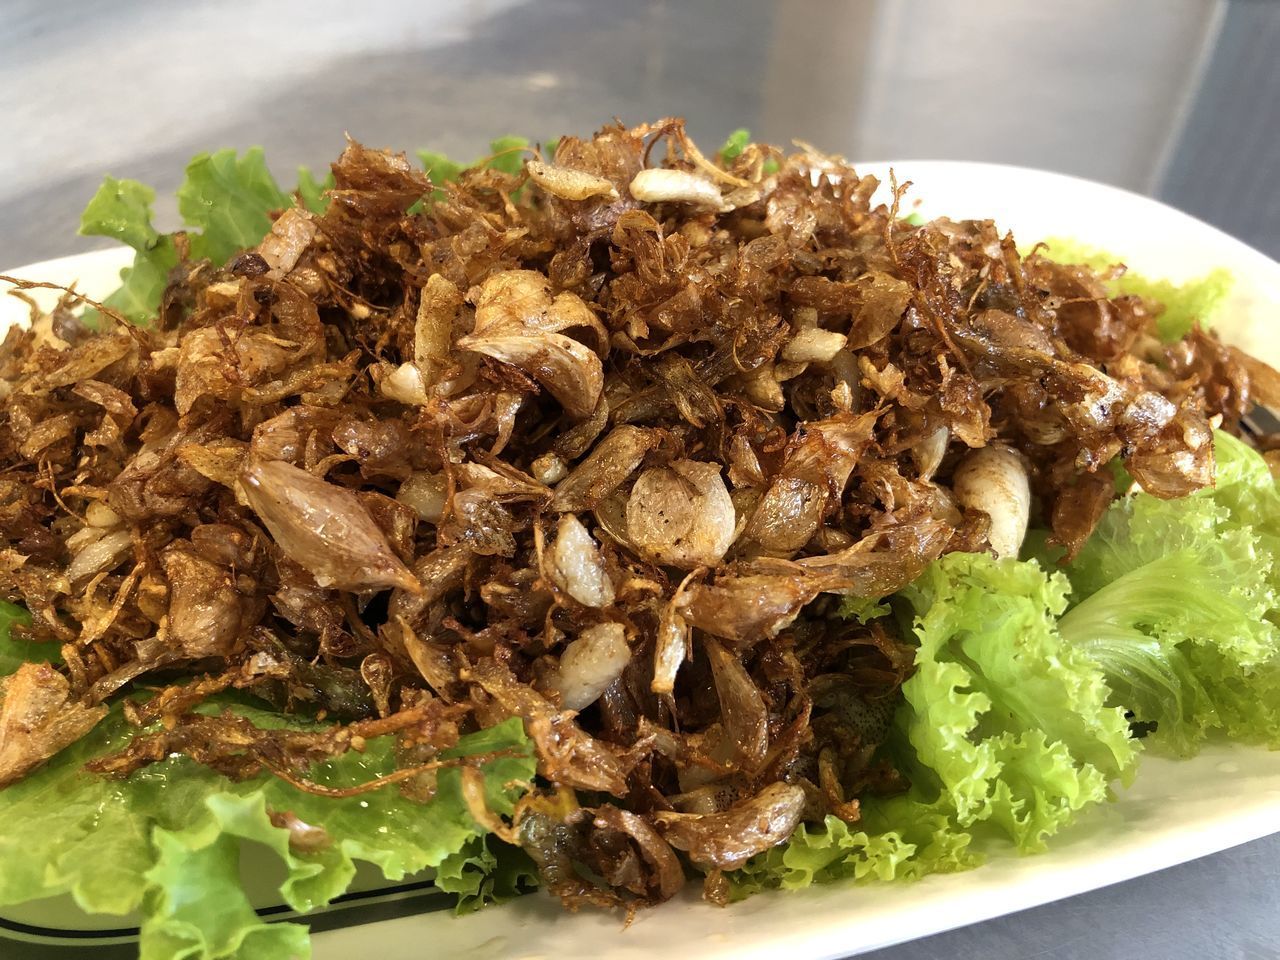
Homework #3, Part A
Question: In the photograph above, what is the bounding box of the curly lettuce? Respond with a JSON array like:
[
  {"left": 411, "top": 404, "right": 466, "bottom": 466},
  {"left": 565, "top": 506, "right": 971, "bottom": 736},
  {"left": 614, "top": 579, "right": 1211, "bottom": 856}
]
[
  {"left": 176, "top": 148, "right": 292, "bottom": 266},
  {"left": 1061, "top": 431, "right": 1280, "bottom": 753},
  {"left": 0, "top": 601, "right": 37, "bottom": 674},
  {"left": 78, "top": 177, "right": 179, "bottom": 324},
  {"left": 294, "top": 166, "right": 335, "bottom": 215},
  {"left": 1037, "top": 236, "right": 1233, "bottom": 341},
  {"left": 735, "top": 552, "right": 1140, "bottom": 891},
  {"left": 79, "top": 150, "right": 339, "bottom": 325},
  {"left": 728, "top": 796, "right": 975, "bottom": 898},
  {"left": 895, "top": 554, "right": 1138, "bottom": 852},
  {"left": 80, "top": 136, "right": 542, "bottom": 327},
  {"left": 414, "top": 136, "right": 532, "bottom": 207},
  {"left": 0, "top": 614, "right": 535, "bottom": 959},
  {"left": 434, "top": 835, "right": 539, "bottom": 914}
]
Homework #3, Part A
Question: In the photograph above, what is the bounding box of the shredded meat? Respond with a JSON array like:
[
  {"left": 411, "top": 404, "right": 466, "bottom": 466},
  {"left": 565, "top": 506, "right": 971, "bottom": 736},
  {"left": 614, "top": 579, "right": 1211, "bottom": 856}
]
[{"left": 0, "top": 119, "right": 1269, "bottom": 907}]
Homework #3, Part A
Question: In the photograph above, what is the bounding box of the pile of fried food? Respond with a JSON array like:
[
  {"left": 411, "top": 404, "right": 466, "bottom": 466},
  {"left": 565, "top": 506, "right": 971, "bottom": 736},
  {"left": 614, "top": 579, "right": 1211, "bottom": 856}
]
[{"left": 0, "top": 119, "right": 1271, "bottom": 906}]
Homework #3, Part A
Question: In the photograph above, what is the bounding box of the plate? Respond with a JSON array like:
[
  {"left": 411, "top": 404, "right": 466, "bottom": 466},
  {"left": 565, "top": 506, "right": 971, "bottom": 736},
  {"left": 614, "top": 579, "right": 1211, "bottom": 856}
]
[{"left": 2, "top": 161, "right": 1279, "bottom": 958}]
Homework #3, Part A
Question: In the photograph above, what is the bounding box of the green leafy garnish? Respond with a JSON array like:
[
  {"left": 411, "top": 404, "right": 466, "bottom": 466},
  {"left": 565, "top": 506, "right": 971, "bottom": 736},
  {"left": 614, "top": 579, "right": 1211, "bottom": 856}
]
[
  {"left": 79, "top": 177, "right": 164, "bottom": 252},
  {"left": 739, "top": 550, "right": 1143, "bottom": 889},
  {"left": 895, "top": 554, "right": 1138, "bottom": 851},
  {"left": 719, "top": 128, "right": 751, "bottom": 162},
  {"left": 295, "top": 166, "right": 335, "bottom": 214},
  {"left": 177, "top": 148, "right": 291, "bottom": 265},
  {"left": 835, "top": 595, "right": 890, "bottom": 624},
  {"left": 434, "top": 835, "right": 539, "bottom": 914},
  {"left": 78, "top": 177, "right": 179, "bottom": 324},
  {"left": 484, "top": 136, "right": 530, "bottom": 177},
  {"left": 412, "top": 137, "right": 533, "bottom": 211},
  {"left": 416, "top": 150, "right": 464, "bottom": 188},
  {"left": 1061, "top": 431, "right": 1280, "bottom": 753},
  {"left": 79, "top": 147, "right": 297, "bottom": 323},
  {"left": 729, "top": 796, "right": 976, "bottom": 897},
  {"left": 1038, "top": 237, "right": 1233, "bottom": 341},
  {"left": 0, "top": 601, "right": 39, "bottom": 674},
  {"left": 0, "top": 625, "right": 535, "bottom": 959}
]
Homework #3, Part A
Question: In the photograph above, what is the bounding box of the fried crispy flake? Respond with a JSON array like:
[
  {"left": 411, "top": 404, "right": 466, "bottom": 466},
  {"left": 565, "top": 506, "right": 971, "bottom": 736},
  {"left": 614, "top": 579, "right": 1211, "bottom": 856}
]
[{"left": 0, "top": 119, "right": 1268, "bottom": 907}]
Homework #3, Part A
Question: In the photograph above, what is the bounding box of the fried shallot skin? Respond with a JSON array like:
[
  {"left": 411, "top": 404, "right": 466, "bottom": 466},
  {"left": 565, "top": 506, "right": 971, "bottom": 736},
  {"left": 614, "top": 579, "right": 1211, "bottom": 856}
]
[{"left": 0, "top": 119, "right": 1264, "bottom": 906}]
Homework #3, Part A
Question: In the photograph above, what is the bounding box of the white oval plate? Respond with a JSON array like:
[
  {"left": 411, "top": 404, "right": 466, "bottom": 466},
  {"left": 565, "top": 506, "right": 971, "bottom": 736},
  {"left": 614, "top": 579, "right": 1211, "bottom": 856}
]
[{"left": 2, "top": 161, "right": 1279, "bottom": 958}]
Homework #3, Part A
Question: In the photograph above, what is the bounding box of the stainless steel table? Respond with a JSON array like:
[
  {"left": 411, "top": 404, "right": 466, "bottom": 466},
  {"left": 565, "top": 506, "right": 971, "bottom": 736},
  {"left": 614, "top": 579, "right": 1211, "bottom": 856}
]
[{"left": 4, "top": 1, "right": 1278, "bottom": 957}]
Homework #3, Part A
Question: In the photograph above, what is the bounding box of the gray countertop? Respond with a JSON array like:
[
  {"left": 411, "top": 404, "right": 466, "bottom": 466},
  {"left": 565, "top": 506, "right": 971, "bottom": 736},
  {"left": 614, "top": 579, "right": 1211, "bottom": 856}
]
[
  {"left": 861, "top": 836, "right": 1280, "bottom": 960},
  {"left": 3, "top": 1, "right": 1278, "bottom": 958}
]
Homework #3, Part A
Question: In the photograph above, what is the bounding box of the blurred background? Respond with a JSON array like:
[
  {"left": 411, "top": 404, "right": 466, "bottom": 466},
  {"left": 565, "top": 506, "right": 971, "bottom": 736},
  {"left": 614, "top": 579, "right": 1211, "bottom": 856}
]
[{"left": 5, "top": 0, "right": 1278, "bottom": 269}]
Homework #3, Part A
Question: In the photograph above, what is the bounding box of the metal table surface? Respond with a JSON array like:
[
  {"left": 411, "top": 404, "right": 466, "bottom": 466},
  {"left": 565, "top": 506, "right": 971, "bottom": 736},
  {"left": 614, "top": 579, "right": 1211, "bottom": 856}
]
[{"left": 4, "top": 2, "right": 1279, "bottom": 958}]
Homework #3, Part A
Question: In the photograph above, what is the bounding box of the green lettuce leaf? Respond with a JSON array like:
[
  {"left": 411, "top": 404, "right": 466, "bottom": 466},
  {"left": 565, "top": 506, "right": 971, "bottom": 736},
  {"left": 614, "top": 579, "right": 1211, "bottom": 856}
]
[
  {"left": 895, "top": 553, "right": 1138, "bottom": 852},
  {"left": 78, "top": 176, "right": 179, "bottom": 324},
  {"left": 714, "top": 129, "right": 780, "bottom": 174},
  {"left": 415, "top": 137, "right": 529, "bottom": 207},
  {"left": 414, "top": 150, "right": 463, "bottom": 210},
  {"left": 485, "top": 136, "right": 530, "bottom": 177},
  {"left": 295, "top": 166, "right": 335, "bottom": 214},
  {"left": 79, "top": 177, "right": 163, "bottom": 251},
  {"left": 134, "top": 714, "right": 534, "bottom": 958},
  {"left": 177, "top": 148, "right": 292, "bottom": 265},
  {"left": 1037, "top": 237, "right": 1233, "bottom": 341},
  {"left": 1061, "top": 431, "right": 1280, "bottom": 753},
  {"left": 141, "top": 793, "right": 313, "bottom": 960},
  {"left": 719, "top": 128, "right": 750, "bottom": 162},
  {"left": 0, "top": 663, "right": 535, "bottom": 959},
  {"left": 433, "top": 835, "right": 538, "bottom": 914},
  {"left": 416, "top": 150, "right": 464, "bottom": 187},
  {"left": 727, "top": 795, "right": 976, "bottom": 898},
  {"left": 0, "top": 600, "right": 39, "bottom": 674},
  {"left": 79, "top": 148, "right": 295, "bottom": 324},
  {"left": 1206, "top": 430, "right": 1280, "bottom": 546},
  {"left": 747, "top": 550, "right": 1145, "bottom": 893},
  {"left": 835, "top": 595, "right": 890, "bottom": 624}
]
